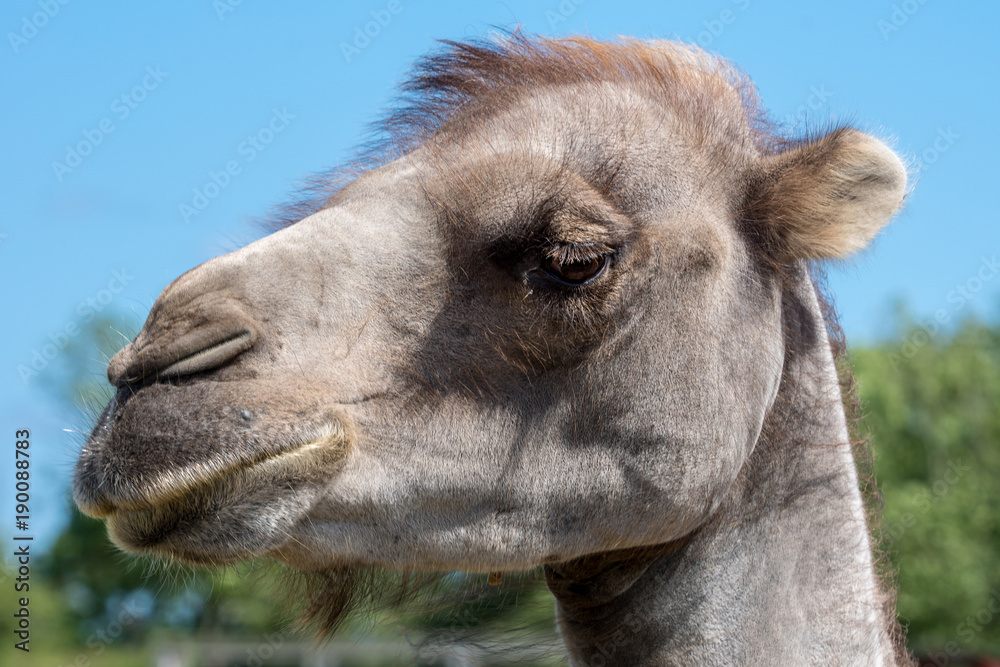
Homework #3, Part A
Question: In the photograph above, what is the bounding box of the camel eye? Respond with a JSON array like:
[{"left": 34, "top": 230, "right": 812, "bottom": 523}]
[{"left": 542, "top": 253, "right": 608, "bottom": 285}]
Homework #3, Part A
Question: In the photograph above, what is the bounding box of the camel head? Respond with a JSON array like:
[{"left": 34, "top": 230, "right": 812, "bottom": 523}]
[{"left": 74, "top": 35, "right": 905, "bottom": 613}]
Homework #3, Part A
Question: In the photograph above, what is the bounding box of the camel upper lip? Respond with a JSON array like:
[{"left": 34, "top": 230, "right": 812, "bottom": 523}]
[{"left": 74, "top": 422, "right": 349, "bottom": 519}]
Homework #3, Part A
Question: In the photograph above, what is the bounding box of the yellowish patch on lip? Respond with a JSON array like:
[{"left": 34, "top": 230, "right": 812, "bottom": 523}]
[{"left": 248, "top": 423, "right": 354, "bottom": 475}]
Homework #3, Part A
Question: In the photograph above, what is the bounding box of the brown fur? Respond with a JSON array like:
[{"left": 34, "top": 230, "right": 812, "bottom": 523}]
[{"left": 266, "top": 32, "right": 780, "bottom": 232}]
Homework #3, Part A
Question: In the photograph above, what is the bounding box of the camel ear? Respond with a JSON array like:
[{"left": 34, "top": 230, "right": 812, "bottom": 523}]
[{"left": 754, "top": 128, "right": 907, "bottom": 260}]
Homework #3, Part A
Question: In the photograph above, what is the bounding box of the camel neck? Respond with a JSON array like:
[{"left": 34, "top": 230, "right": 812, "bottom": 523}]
[{"left": 545, "top": 441, "right": 894, "bottom": 665}]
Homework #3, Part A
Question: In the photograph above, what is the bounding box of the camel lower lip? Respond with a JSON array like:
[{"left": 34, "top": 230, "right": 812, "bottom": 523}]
[
  {"left": 79, "top": 423, "right": 351, "bottom": 520},
  {"left": 99, "top": 424, "right": 353, "bottom": 560}
]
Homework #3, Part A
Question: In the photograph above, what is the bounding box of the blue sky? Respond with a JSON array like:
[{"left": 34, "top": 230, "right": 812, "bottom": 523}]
[{"left": 2, "top": 0, "right": 997, "bottom": 550}]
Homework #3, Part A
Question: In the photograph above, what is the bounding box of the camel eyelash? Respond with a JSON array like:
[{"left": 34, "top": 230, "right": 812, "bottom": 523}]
[{"left": 543, "top": 242, "right": 615, "bottom": 265}]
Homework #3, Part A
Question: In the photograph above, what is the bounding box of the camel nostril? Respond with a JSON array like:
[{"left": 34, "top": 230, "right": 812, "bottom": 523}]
[
  {"left": 109, "top": 325, "right": 258, "bottom": 387},
  {"left": 158, "top": 329, "right": 255, "bottom": 379}
]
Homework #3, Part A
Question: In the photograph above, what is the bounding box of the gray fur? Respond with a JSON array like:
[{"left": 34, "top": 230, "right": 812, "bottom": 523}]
[{"left": 74, "top": 36, "right": 907, "bottom": 665}]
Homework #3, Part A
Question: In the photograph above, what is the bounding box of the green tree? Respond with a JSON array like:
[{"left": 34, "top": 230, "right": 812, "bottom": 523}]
[{"left": 854, "top": 317, "right": 1000, "bottom": 655}]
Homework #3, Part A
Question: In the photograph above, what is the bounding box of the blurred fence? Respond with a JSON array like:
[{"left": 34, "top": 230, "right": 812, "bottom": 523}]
[{"left": 153, "top": 637, "right": 565, "bottom": 667}]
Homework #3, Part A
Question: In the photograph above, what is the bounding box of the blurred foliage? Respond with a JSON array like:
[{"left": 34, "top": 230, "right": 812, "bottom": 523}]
[
  {"left": 21, "top": 310, "right": 1000, "bottom": 663},
  {"left": 855, "top": 317, "right": 1000, "bottom": 655}
]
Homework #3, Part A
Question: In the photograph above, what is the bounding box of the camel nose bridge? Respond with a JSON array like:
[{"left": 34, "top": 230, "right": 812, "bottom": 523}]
[{"left": 107, "top": 266, "right": 260, "bottom": 387}]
